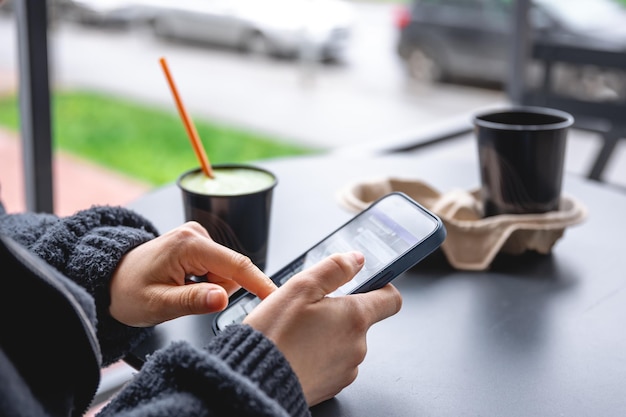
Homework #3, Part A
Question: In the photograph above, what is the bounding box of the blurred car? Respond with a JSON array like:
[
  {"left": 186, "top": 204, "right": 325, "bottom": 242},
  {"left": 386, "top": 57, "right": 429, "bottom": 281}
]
[
  {"left": 149, "top": 0, "right": 354, "bottom": 62},
  {"left": 394, "top": 0, "right": 626, "bottom": 86},
  {"left": 61, "top": 0, "right": 169, "bottom": 26}
]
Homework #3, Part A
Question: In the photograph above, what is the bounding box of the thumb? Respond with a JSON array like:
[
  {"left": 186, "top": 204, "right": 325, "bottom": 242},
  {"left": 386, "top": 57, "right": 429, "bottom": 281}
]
[
  {"left": 283, "top": 252, "right": 365, "bottom": 299},
  {"left": 157, "top": 283, "right": 229, "bottom": 321}
]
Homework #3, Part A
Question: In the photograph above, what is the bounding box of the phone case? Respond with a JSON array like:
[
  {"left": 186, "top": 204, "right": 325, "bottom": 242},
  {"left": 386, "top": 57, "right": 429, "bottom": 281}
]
[{"left": 212, "top": 192, "right": 446, "bottom": 333}]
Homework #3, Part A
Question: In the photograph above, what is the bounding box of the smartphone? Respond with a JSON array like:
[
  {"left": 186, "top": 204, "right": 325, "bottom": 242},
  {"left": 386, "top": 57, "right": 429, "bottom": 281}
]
[{"left": 212, "top": 192, "right": 446, "bottom": 333}]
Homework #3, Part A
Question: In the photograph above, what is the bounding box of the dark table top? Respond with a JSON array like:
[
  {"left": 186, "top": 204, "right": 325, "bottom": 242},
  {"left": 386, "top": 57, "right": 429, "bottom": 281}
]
[{"left": 127, "top": 139, "right": 626, "bottom": 416}]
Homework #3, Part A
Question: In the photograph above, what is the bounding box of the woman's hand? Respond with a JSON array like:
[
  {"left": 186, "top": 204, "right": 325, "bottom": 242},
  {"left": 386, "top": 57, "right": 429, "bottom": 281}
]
[
  {"left": 244, "top": 252, "right": 403, "bottom": 406},
  {"left": 109, "top": 221, "right": 276, "bottom": 327}
]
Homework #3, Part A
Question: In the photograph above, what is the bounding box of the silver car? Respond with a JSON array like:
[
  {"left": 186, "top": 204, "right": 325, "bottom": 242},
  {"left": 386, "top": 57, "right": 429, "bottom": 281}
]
[
  {"left": 61, "top": 0, "right": 170, "bottom": 25},
  {"left": 150, "top": 0, "right": 354, "bottom": 62}
]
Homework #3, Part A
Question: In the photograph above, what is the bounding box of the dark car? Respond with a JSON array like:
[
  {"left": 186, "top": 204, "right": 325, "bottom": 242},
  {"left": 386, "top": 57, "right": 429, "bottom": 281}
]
[{"left": 395, "top": 0, "right": 626, "bottom": 87}]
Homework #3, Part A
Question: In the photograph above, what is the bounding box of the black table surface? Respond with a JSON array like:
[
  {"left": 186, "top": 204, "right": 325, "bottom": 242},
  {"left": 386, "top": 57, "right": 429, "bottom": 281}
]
[{"left": 127, "top": 141, "right": 626, "bottom": 416}]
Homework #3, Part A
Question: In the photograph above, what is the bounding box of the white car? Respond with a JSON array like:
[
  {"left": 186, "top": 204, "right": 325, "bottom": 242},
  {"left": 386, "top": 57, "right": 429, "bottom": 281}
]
[
  {"left": 62, "top": 0, "right": 170, "bottom": 25},
  {"left": 150, "top": 0, "right": 354, "bottom": 62}
]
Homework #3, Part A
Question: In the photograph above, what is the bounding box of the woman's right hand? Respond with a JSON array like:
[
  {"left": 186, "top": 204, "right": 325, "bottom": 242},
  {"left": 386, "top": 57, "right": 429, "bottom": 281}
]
[
  {"left": 109, "top": 222, "right": 276, "bottom": 327},
  {"left": 244, "top": 251, "right": 403, "bottom": 406}
]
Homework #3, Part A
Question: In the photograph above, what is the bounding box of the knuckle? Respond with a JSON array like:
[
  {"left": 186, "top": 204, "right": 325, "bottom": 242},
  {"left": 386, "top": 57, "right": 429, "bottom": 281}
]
[
  {"left": 187, "top": 221, "right": 209, "bottom": 235},
  {"left": 388, "top": 285, "right": 403, "bottom": 314},
  {"left": 169, "top": 222, "right": 211, "bottom": 252},
  {"left": 179, "top": 287, "right": 197, "bottom": 314},
  {"left": 230, "top": 251, "right": 256, "bottom": 275},
  {"left": 357, "top": 341, "right": 368, "bottom": 363},
  {"left": 350, "top": 300, "right": 372, "bottom": 332},
  {"left": 146, "top": 288, "right": 168, "bottom": 316},
  {"left": 352, "top": 312, "right": 370, "bottom": 334},
  {"left": 170, "top": 223, "right": 201, "bottom": 242},
  {"left": 181, "top": 221, "right": 206, "bottom": 236},
  {"left": 393, "top": 288, "right": 403, "bottom": 312},
  {"left": 345, "top": 367, "right": 359, "bottom": 387}
]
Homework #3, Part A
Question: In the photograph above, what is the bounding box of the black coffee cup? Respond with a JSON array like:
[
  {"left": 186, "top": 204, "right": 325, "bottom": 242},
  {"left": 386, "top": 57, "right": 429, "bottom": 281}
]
[
  {"left": 177, "top": 164, "right": 277, "bottom": 271},
  {"left": 474, "top": 106, "right": 573, "bottom": 217}
]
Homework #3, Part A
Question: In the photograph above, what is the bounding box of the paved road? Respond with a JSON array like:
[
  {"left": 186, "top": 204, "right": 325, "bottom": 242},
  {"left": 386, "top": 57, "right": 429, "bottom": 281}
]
[
  {"left": 0, "top": 3, "right": 503, "bottom": 149},
  {"left": 1, "top": 4, "right": 623, "bottom": 187}
]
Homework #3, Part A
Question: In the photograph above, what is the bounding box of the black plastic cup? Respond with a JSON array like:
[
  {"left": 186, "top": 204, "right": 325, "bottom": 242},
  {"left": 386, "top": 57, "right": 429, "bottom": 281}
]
[
  {"left": 177, "top": 164, "right": 277, "bottom": 271},
  {"left": 474, "top": 106, "right": 573, "bottom": 217}
]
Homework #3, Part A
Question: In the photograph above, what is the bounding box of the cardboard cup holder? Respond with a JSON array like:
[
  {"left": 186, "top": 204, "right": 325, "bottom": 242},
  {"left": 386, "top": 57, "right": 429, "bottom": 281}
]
[{"left": 337, "top": 177, "right": 587, "bottom": 271}]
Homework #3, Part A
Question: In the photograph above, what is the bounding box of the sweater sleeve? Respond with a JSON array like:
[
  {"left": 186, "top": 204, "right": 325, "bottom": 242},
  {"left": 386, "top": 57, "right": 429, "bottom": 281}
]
[
  {"left": 0, "top": 205, "right": 160, "bottom": 365},
  {"left": 98, "top": 325, "right": 311, "bottom": 417}
]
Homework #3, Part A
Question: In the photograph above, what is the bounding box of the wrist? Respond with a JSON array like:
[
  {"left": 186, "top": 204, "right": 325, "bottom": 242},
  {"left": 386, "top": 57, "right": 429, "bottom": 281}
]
[{"left": 207, "top": 325, "right": 311, "bottom": 417}]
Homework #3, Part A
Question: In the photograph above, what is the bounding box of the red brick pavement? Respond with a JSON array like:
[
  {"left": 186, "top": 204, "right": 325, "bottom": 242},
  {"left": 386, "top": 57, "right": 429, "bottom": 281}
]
[{"left": 0, "top": 128, "right": 152, "bottom": 216}]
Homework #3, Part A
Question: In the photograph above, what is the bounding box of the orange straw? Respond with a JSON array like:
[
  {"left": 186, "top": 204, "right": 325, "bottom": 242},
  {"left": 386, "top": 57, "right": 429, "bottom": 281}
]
[{"left": 159, "top": 57, "right": 214, "bottom": 178}]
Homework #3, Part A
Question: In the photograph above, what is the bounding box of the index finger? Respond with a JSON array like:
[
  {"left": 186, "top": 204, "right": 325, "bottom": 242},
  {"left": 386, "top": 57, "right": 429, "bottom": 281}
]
[{"left": 202, "top": 243, "right": 277, "bottom": 299}]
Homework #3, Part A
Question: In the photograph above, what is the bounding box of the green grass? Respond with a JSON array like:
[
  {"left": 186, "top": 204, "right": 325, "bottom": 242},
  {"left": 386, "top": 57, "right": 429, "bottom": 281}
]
[{"left": 0, "top": 90, "right": 320, "bottom": 185}]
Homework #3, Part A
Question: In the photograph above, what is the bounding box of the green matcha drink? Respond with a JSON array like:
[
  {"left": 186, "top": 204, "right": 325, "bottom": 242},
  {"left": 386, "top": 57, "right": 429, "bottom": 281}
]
[
  {"left": 179, "top": 166, "right": 276, "bottom": 196},
  {"left": 177, "top": 164, "right": 277, "bottom": 271}
]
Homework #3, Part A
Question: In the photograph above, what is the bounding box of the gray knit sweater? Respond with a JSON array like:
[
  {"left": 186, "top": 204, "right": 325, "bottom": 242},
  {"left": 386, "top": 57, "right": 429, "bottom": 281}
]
[{"left": 0, "top": 202, "right": 310, "bottom": 417}]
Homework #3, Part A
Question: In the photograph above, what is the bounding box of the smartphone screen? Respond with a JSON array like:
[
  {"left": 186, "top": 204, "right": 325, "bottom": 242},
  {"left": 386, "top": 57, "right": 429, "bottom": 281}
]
[{"left": 213, "top": 192, "right": 445, "bottom": 333}]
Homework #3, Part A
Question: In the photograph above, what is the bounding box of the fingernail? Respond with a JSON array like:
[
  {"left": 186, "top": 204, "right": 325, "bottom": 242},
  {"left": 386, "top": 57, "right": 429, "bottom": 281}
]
[{"left": 206, "top": 288, "right": 226, "bottom": 310}]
